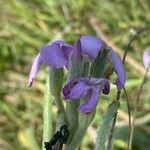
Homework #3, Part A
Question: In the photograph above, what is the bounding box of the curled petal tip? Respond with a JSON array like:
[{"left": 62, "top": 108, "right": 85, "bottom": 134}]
[
  {"left": 115, "top": 79, "right": 124, "bottom": 90},
  {"left": 28, "top": 54, "right": 42, "bottom": 87},
  {"left": 28, "top": 80, "right": 33, "bottom": 87},
  {"left": 102, "top": 81, "right": 110, "bottom": 95},
  {"left": 111, "top": 51, "right": 126, "bottom": 90}
]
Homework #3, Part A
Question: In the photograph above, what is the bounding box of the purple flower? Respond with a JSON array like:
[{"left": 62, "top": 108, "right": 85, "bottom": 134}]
[
  {"left": 28, "top": 40, "right": 73, "bottom": 87},
  {"left": 29, "top": 36, "right": 126, "bottom": 90},
  {"left": 63, "top": 77, "right": 110, "bottom": 114},
  {"left": 143, "top": 50, "right": 150, "bottom": 68},
  {"left": 62, "top": 36, "right": 126, "bottom": 114},
  {"left": 80, "top": 35, "right": 126, "bottom": 90},
  {"left": 40, "top": 41, "right": 73, "bottom": 67}
]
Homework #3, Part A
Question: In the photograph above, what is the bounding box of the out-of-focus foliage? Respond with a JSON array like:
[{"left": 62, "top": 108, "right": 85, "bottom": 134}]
[{"left": 0, "top": 0, "right": 150, "bottom": 150}]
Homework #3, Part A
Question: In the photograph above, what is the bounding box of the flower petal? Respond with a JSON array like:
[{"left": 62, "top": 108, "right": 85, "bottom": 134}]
[
  {"left": 53, "top": 40, "right": 73, "bottom": 48},
  {"left": 28, "top": 53, "right": 43, "bottom": 87},
  {"left": 40, "top": 41, "right": 73, "bottom": 68},
  {"left": 111, "top": 51, "right": 126, "bottom": 90},
  {"left": 102, "top": 81, "right": 110, "bottom": 95},
  {"left": 71, "top": 39, "right": 82, "bottom": 61},
  {"left": 53, "top": 41, "right": 74, "bottom": 59},
  {"left": 143, "top": 50, "right": 150, "bottom": 68},
  {"left": 79, "top": 85, "right": 100, "bottom": 114},
  {"left": 63, "top": 80, "right": 78, "bottom": 99},
  {"left": 80, "top": 35, "right": 106, "bottom": 60},
  {"left": 63, "top": 80, "right": 90, "bottom": 100}
]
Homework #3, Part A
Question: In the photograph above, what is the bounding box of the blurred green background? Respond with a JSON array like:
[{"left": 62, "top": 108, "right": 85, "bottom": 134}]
[{"left": 0, "top": 0, "right": 150, "bottom": 150}]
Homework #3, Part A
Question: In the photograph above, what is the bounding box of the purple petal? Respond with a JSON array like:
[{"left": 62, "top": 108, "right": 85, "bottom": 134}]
[
  {"left": 80, "top": 85, "right": 100, "bottom": 114},
  {"left": 28, "top": 53, "right": 43, "bottom": 87},
  {"left": 63, "top": 80, "right": 90, "bottom": 100},
  {"left": 40, "top": 41, "right": 73, "bottom": 68},
  {"left": 63, "top": 80, "right": 78, "bottom": 98},
  {"left": 80, "top": 35, "right": 107, "bottom": 60},
  {"left": 52, "top": 41, "right": 74, "bottom": 59},
  {"left": 111, "top": 51, "right": 126, "bottom": 90},
  {"left": 143, "top": 50, "right": 150, "bottom": 68},
  {"left": 71, "top": 39, "right": 82, "bottom": 61},
  {"left": 102, "top": 81, "right": 110, "bottom": 95},
  {"left": 53, "top": 40, "right": 73, "bottom": 48}
]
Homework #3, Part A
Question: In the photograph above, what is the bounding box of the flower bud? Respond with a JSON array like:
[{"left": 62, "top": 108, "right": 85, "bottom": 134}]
[{"left": 68, "top": 39, "right": 89, "bottom": 79}]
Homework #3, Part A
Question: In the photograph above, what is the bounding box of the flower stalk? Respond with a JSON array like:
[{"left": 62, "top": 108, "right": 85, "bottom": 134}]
[
  {"left": 95, "top": 101, "right": 120, "bottom": 150},
  {"left": 42, "top": 77, "right": 53, "bottom": 150},
  {"left": 65, "top": 110, "right": 95, "bottom": 150},
  {"left": 49, "top": 67, "right": 66, "bottom": 130}
]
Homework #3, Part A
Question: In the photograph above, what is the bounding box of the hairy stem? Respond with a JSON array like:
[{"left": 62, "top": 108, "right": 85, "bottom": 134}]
[
  {"left": 42, "top": 77, "right": 53, "bottom": 150},
  {"left": 96, "top": 101, "right": 120, "bottom": 150}
]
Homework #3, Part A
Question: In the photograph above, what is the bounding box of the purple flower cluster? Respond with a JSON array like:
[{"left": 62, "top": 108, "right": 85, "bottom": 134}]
[{"left": 29, "top": 35, "right": 126, "bottom": 114}]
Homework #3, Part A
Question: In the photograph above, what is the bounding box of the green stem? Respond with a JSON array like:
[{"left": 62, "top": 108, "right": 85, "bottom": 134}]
[
  {"left": 65, "top": 111, "right": 95, "bottom": 150},
  {"left": 42, "top": 77, "right": 52, "bottom": 150},
  {"left": 106, "top": 92, "right": 121, "bottom": 150},
  {"left": 66, "top": 100, "right": 80, "bottom": 143},
  {"left": 95, "top": 101, "right": 120, "bottom": 150},
  {"left": 54, "top": 96, "right": 66, "bottom": 131},
  {"left": 49, "top": 67, "right": 66, "bottom": 130}
]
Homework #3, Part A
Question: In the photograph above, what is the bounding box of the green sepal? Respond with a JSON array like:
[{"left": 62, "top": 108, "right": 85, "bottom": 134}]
[
  {"left": 65, "top": 110, "right": 95, "bottom": 150},
  {"left": 90, "top": 49, "right": 108, "bottom": 77},
  {"left": 68, "top": 56, "right": 89, "bottom": 80}
]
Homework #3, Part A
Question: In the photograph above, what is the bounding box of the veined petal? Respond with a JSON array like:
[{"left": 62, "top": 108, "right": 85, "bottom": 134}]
[
  {"left": 40, "top": 41, "right": 73, "bottom": 68},
  {"left": 111, "top": 51, "right": 126, "bottom": 90},
  {"left": 80, "top": 85, "right": 100, "bottom": 114},
  {"left": 143, "top": 50, "right": 150, "bottom": 68},
  {"left": 28, "top": 53, "right": 43, "bottom": 87},
  {"left": 80, "top": 35, "right": 106, "bottom": 60},
  {"left": 63, "top": 80, "right": 90, "bottom": 100},
  {"left": 54, "top": 40, "right": 74, "bottom": 60}
]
